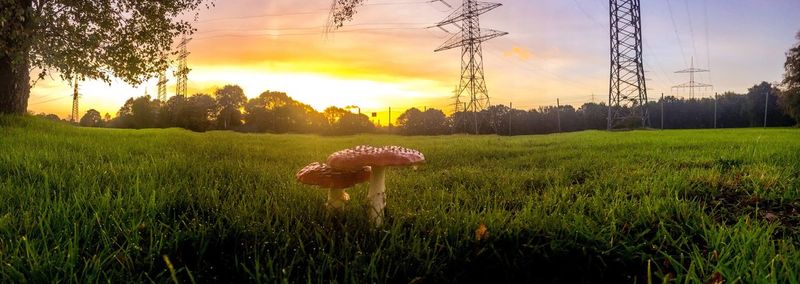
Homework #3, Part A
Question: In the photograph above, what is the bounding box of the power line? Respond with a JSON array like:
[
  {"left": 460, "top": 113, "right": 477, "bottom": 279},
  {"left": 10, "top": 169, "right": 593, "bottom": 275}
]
[
  {"left": 29, "top": 95, "right": 70, "bottom": 106},
  {"left": 198, "top": 22, "right": 429, "bottom": 34},
  {"left": 193, "top": 26, "right": 428, "bottom": 40},
  {"left": 703, "top": 0, "right": 713, "bottom": 86},
  {"left": 666, "top": 0, "right": 688, "bottom": 66},
  {"left": 201, "top": 1, "right": 437, "bottom": 23},
  {"left": 683, "top": 0, "right": 698, "bottom": 58}
]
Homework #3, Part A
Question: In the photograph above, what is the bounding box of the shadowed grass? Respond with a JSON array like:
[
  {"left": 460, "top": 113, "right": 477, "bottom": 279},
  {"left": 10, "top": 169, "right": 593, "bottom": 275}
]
[{"left": 1, "top": 116, "right": 799, "bottom": 283}]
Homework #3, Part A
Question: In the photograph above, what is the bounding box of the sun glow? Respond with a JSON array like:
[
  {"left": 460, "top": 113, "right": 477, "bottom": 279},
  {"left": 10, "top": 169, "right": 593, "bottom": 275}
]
[{"left": 189, "top": 65, "right": 451, "bottom": 116}]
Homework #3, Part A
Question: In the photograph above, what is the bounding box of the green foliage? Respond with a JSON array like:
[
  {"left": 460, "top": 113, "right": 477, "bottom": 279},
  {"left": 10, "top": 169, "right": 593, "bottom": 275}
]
[
  {"left": 2, "top": 116, "right": 800, "bottom": 282},
  {"left": 243, "top": 91, "right": 327, "bottom": 133},
  {"left": 79, "top": 109, "right": 103, "bottom": 127},
  {"left": 323, "top": 106, "right": 374, "bottom": 135},
  {"left": 328, "top": 0, "right": 366, "bottom": 30},
  {"left": 784, "top": 31, "right": 800, "bottom": 90},
  {"left": 782, "top": 32, "right": 800, "bottom": 124},
  {"left": 781, "top": 88, "right": 800, "bottom": 125},
  {"left": 1, "top": 0, "right": 209, "bottom": 84},
  {"left": 397, "top": 107, "right": 449, "bottom": 135},
  {"left": 111, "top": 95, "right": 161, "bottom": 129},
  {"left": 214, "top": 85, "right": 246, "bottom": 130}
]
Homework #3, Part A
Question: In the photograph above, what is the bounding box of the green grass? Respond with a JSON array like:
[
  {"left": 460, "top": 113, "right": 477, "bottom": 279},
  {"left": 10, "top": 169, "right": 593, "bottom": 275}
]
[{"left": 1, "top": 115, "right": 799, "bottom": 283}]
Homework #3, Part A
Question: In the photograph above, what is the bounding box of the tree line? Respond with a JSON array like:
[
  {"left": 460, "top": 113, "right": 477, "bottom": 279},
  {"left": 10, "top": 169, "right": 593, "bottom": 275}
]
[{"left": 46, "top": 80, "right": 796, "bottom": 136}]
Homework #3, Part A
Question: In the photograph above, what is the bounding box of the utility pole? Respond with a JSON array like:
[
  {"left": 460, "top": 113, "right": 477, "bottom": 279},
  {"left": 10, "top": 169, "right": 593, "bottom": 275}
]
[
  {"left": 388, "top": 107, "right": 392, "bottom": 131},
  {"left": 556, "top": 98, "right": 562, "bottom": 133},
  {"left": 608, "top": 0, "right": 648, "bottom": 130},
  {"left": 71, "top": 79, "right": 79, "bottom": 123},
  {"left": 434, "top": 0, "right": 507, "bottom": 135},
  {"left": 764, "top": 90, "right": 769, "bottom": 128},
  {"left": 508, "top": 102, "right": 512, "bottom": 135},
  {"left": 713, "top": 92, "right": 718, "bottom": 129},
  {"left": 660, "top": 93, "right": 664, "bottom": 130}
]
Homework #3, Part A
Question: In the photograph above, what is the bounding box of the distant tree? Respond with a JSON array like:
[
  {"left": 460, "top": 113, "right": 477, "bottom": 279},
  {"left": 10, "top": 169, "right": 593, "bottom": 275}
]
[
  {"left": 579, "top": 103, "right": 607, "bottom": 130},
  {"left": 323, "top": 107, "right": 351, "bottom": 125},
  {"left": 746, "top": 82, "right": 793, "bottom": 127},
  {"left": 103, "top": 113, "right": 112, "bottom": 122},
  {"left": 183, "top": 94, "right": 217, "bottom": 132},
  {"left": 115, "top": 96, "right": 160, "bottom": 129},
  {"left": 781, "top": 31, "right": 800, "bottom": 124},
  {"left": 34, "top": 112, "right": 61, "bottom": 122},
  {"left": 215, "top": 85, "right": 246, "bottom": 130},
  {"left": 784, "top": 32, "right": 800, "bottom": 90},
  {"left": 0, "top": 0, "right": 209, "bottom": 114},
  {"left": 79, "top": 109, "right": 104, "bottom": 127},
  {"left": 397, "top": 108, "right": 449, "bottom": 135},
  {"left": 333, "top": 113, "right": 374, "bottom": 135},
  {"left": 421, "top": 109, "right": 449, "bottom": 135},
  {"left": 484, "top": 105, "right": 511, "bottom": 135},
  {"left": 397, "top": 108, "right": 424, "bottom": 134},
  {"left": 243, "top": 91, "right": 326, "bottom": 133}
]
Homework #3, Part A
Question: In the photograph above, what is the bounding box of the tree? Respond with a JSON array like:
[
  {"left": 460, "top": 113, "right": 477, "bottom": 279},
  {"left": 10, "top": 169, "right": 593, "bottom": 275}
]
[
  {"left": 781, "top": 31, "right": 800, "bottom": 124},
  {"left": 0, "top": 0, "right": 208, "bottom": 114},
  {"left": 323, "top": 107, "right": 350, "bottom": 125},
  {"left": 215, "top": 85, "right": 246, "bottom": 130},
  {"left": 243, "top": 91, "right": 326, "bottom": 134},
  {"left": 183, "top": 94, "right": 217, "bottom": 132},
  {"left": 745, "top": 82, "right": 793, "bottom": 127},
  {"left": 327, "top": 0, "right": 366, "bottom": 31},
  {"left": 79, "top": 109, "right": 103, "bottom": 127},
  {"left": 115, "top": 96, "right": 160, "bottom": 129}
]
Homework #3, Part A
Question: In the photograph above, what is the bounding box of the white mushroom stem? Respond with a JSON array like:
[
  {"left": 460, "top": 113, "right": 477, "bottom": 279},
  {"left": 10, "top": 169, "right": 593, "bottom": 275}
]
[
  {"left": 367, "top": 166, "right": 387, "bottom": 226},
  {"left": 326, "top": 188, "right": 350, "bottom": 210}
]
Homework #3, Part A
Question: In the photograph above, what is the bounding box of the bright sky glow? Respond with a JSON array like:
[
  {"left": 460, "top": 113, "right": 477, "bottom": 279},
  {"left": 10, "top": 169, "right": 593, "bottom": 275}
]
[{"left": 28, "top": 0, "right": 800, "bottom": 125}]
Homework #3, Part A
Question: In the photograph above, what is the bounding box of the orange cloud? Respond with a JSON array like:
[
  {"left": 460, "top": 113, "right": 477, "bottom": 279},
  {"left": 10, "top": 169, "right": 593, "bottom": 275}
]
[{"left": 503, "top": 46, "right": 533, "bottom": 61}]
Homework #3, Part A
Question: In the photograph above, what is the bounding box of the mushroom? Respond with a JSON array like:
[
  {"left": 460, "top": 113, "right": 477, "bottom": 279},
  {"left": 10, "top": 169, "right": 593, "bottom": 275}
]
[
  {"left": 296, "top": 162, "right": 371, "bottom": 210},
  {"left": 327, "top": 146, "right": 425, "bottom": 226}
]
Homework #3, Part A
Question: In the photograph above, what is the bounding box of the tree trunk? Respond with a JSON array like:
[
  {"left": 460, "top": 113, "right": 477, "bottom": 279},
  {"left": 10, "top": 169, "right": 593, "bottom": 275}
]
[
  {"left": 0, "top": 0, "right": 33, "bottom": 115},
  {"left": 0, "top": 52, "right": 30, "bottom": 115}
]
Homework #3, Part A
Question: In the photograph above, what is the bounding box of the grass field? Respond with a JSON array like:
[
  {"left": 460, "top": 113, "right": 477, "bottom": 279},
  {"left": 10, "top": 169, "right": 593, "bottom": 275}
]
[{"left": 1, "top": 116, "right": 800, "bottom": 283}]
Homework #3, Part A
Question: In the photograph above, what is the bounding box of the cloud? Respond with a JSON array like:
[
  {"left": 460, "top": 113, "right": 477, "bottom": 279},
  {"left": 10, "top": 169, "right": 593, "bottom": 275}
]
[{"left": 503, "top": 46, "right": 533, "bottom": 61}]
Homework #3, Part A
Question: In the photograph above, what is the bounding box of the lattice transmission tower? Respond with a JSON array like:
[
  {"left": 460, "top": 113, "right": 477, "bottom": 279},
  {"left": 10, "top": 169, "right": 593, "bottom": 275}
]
[
  {"left": 157, "top": 71, "right": 168, "bottom": 102},
  {"left": 71, "top": 79, "right": 79, "bottom": 123},
  {"left": 433, "top": 0, "right": 507, "bottom": 133},
  {"left": 174, "top": 36, "right": 191, "bottom": 97},
  {"left": 672, "top": 57, "right": 712, "bottom": 99},
  {"left": 608, "top": 0, "right": 648, "bottom": 129}
]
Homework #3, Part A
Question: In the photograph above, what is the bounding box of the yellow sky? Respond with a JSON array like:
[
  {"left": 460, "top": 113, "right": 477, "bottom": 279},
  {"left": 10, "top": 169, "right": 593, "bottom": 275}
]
[{"left": 27, "top": 0, "right": 799, "bottom": 125}]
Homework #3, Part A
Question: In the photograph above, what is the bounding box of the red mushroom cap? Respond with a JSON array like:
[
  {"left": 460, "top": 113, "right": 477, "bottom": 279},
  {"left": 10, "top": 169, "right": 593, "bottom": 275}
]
[
  {"left": 327, "top": 145, "right": 425, "bottom": 171},
  {"left": 296, "top": 162, "right": 371, "bottom": 189}
]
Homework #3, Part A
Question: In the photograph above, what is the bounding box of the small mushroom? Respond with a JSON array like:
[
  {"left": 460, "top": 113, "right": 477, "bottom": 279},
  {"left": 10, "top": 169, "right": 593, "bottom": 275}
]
[
  {"left": 327, "top": 146, "right": 425, "bottom": 226},
  {"left": 296, "top": 162, "right": 371, "bottom": 210}
]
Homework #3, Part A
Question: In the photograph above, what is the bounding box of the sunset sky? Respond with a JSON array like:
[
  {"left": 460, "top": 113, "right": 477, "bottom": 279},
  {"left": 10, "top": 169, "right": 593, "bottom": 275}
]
[{"left": 28, "top": 0, "right": 800, "bottom": 124}]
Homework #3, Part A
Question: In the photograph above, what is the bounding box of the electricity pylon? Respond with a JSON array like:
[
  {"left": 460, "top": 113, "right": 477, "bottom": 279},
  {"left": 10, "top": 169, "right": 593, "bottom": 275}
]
[
  {"left": 174, "top": 36, "right": 191, "bottom": 97},
  {"left": 434, "top": 0, "right": 507, "bottom": 134},
  {"left": 157, "top": 71, "right": 168, "bottom": 102},
  {"left": 608, "top": 0, "right": 648, "bottom": 129},
  {"left": 672, "top": 57, "right": 712, "bottom": 99},
  {"left": 71, "top": 79, "right": 79, "bottom": 123}
]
